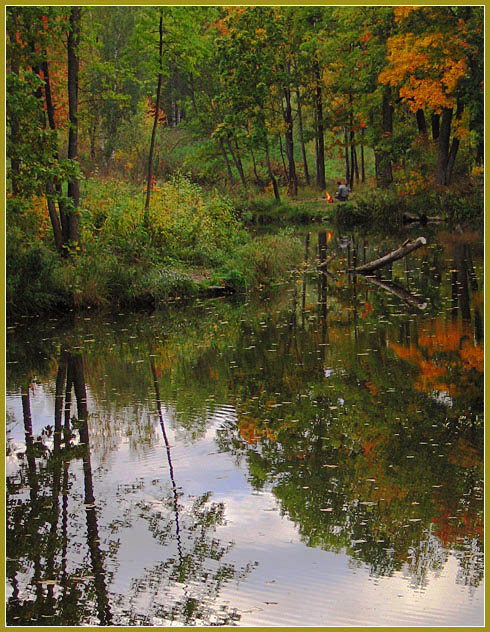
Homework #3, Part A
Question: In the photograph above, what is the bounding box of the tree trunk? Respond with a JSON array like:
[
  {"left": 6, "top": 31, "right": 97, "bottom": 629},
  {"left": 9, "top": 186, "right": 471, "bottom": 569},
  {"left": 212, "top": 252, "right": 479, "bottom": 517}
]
[
  {"left": 446, "top": 100, "right": 464, "bottom": 185},
  {"left": 283, "top": 85, "right": 297, "bottom": 197},
  {"left": 431, "top": 112, "right": 440, "bottom": 140},
  {"left": 233, "top": 139, "right": 247, "bottom": 188},
  {"left": 353, "top": 142, "right": 359, "bottom": 184},
  {"left": 435, "top": 107, "right": 452, "bottom": 186},
  {"left": 67, "top": 7, "right": 81, "bottom": 247},
  {"left": 344, "top": 127, "right": 350, "bottom": 184},
  {"left": 361, "top": 127, "right": 365, "bottom": 183},
  {"left": 314, "top": 61, "right": 325, "bottom": 190},
  {"left": 264, "top": 136, "right": 280, "bottom": 201},
  {"left": 296, "top": 88, "right": 310, "bottom": 186},
  {"left": 226, "top": 137, "right": 246, "bottom": 188},
  {"left": 41, "top": 56, "right": 65, "bottom": 253},
  {"left": 375, "top": 88, "right": 393, "bottom": 188},
  {"left": 349, "top": 237, "right": 427, "bottom": 274},
  {"left": 416, "top": 109, "right": 427, "bottom": 135},
  {"left": 219, "top": 138, "right": 235, "bottom": 186},
  {"left": 250, "top": 147, "right": 264, "bottom": 187},
  {"left": 145, "top": 10, "right": 164, "bottom": 220},
  {"left": 279, "top": 135, "right": 288, "bottom": 181}
]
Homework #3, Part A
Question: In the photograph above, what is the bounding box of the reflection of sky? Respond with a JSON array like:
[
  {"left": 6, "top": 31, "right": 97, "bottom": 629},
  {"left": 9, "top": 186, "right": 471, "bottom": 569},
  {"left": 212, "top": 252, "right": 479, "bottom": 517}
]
[{"left": 5, "top": 389, "right": 484, "bottom": 627}]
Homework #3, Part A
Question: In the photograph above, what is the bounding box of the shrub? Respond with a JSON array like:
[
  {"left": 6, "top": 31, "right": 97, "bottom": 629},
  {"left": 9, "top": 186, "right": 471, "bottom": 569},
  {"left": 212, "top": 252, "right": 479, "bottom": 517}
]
[
  {"left": 223, "top": 230, "right": 303, "bottom": 290},
  {"left": 6, "top": 226, "right": 69, "bottom": 318}
]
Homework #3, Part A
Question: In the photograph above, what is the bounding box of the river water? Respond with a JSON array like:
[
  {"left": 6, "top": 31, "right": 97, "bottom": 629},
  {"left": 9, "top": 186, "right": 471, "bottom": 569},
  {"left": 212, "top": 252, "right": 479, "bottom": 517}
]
[{"left": 6, "top": 225, "right": 484, "bottom": 626}]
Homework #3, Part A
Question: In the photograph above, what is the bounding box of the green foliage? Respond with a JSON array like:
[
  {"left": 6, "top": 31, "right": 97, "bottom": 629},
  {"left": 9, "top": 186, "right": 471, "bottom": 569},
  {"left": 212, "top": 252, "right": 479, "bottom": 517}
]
[
  {"left": 222, "top": 230, "right": 303, "bottom": 290},
  {"left": 6, "top": 226, "right": 69, "bottom": 318}
]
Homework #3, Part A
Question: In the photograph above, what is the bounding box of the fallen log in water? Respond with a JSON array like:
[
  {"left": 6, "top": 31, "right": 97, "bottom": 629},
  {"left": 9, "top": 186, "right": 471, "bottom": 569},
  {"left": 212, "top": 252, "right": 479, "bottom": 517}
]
[
  {"left": 348, "top": 236, "right": 427, "bottom": 274},
  {"left": 361, "top": 275, "right": 428, "bottom": 310}
]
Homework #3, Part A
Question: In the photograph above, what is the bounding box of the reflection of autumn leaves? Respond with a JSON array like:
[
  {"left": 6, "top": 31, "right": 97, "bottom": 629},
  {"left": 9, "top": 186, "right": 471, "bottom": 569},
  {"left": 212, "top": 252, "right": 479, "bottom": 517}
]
[
  {"left": 238, "top": 415, "right": 278, "bottom": 445},
  {"left": 389, "top": 318, "right": 483, "bottom": 397}
]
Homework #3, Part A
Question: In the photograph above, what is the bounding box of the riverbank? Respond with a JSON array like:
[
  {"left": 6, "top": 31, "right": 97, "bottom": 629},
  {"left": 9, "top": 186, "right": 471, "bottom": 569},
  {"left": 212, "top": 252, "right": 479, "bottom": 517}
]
[{"left": 6, "top": 175, "right": 482, "bottom": 321}]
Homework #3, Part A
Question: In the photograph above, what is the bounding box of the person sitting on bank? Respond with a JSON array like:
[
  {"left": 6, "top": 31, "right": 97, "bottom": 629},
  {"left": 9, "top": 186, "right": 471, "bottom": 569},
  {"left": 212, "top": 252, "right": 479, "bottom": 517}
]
[{"left": 335, "top": 181, "right": 349, "bottom": 201}]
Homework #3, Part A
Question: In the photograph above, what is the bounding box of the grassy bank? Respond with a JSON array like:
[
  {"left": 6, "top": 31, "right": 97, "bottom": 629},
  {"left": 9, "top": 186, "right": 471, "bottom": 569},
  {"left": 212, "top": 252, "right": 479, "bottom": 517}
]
[
  {"left": 332, "top": 184, "right": 483, "bottom": 232},
  {"left": 7, "top": 171, "right": 483, "bottom": 320},
  {"left": 6, "top": 176, "right": 303, "bottom": 320}
]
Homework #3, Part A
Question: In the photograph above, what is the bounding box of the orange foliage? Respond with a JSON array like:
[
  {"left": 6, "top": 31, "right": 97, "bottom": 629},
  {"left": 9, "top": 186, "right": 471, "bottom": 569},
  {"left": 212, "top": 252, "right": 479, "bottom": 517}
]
[
  {"left": 379, "top": 26, "right": 469, "bottom": 112},
  {"left": 389, "top": 318, "right": 483, "bottom": 397}
]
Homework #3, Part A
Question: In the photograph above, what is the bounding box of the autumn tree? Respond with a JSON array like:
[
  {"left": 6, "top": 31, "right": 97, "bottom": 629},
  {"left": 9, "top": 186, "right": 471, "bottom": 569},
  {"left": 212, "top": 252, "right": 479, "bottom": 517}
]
[{"left": 379, "top": 6, "right": 484, "bottom": 185}]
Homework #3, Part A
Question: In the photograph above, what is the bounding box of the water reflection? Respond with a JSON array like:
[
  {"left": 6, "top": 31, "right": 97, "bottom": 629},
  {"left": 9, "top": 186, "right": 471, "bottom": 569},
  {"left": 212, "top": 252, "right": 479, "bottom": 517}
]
[{"left": 6, "top": 229, "right": 483, "bottom": 625}]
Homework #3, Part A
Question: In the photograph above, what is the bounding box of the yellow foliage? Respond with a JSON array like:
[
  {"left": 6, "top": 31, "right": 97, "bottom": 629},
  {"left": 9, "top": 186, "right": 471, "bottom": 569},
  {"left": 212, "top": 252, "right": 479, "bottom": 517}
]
[{"left": 379, "top": 28, "right": 468, "bottom": 111}]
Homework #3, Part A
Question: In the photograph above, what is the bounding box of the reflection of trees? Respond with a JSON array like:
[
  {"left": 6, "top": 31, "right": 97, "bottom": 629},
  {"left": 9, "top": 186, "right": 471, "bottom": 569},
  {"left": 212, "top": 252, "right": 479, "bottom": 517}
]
[
  {"left": 6, "top": 230, "right": 483, "bottom": 615},
  {"left": 214, "top": 238, "right": 483, "bottom": 590},
  {"left": 113, "top": 490, "right": 254, "bottom": 626},
  {"left": 6, "top": 351, "right": 113, "bottom": 625},
  {"left": 106, "top": 355, "right": 256, "bottom": 626}
]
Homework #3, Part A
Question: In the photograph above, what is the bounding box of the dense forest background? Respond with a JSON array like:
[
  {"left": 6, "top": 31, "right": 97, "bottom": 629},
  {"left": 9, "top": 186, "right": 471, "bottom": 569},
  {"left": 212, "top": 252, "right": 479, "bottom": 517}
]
[{"left": 6, "top": 6, "right": 484, "bottom": 317}]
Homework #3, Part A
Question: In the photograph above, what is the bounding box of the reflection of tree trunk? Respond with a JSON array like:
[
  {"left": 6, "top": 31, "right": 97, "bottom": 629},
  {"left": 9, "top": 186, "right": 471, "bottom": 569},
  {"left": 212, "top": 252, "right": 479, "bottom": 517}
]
[
  {"left": 454, "top": 242, "right": 472, "bottom": 323},
  {"left": 361, "top": 275, "right": 428, "bottom": 310},
  {"left": 150, "top": 355, "right": 183, "bottom": 565},
  {"left": 44, "top": 355, "right": 67, "bottom": 616},
  {"left": 302, "top": 232, "right": 310, "bottom": 325},
  {"left": 21, "top": 381, "right": 44, "bottom": 612},
  {"left": 318, "top": 232, "right": 327, "bottom": 323},
  {"left": 71, "top": 354, "right": 112, "bottom": 625}
]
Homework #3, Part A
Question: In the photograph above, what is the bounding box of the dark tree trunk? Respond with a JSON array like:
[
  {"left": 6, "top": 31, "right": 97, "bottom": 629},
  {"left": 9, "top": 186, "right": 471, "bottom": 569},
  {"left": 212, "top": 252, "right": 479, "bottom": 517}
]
[
  {"left": 375, "top": 88, "right": 393, "bottom": 188},
  {"left": 296, "top": 88, "right": 310, "bottom": 185},
  {"left": 361, "top": 127, "right": 365, "bottom": 183},
  {"left": 226, "top": 138, "right": 246, "bottom": 188},
  {"left": 344, "top": 127, "right": 350, "bottom": 184},
  {"left": 431, "top": 113, "right": 440, "bottom": 141},
  {"left": 219, "top": 138, "right": 235, "bottom": 186},
  {"left": 314, "top": 61, "right": 325, "bottom": 190},
  {"left": 435, "top": 107, "right": 452, "bottom": 186},
  {"left": 250, "top": 147, "right": 264, "bottom": 187},
  {"left": 7, "top": 21, "right": 21, "bottom": 197},
  {"left": 233, "top": 139, "right": 247, "bottom": 188},
  {"left": 353, "top": 142, "right": 359, "bottom": 184},
  {"left": 279, "top": 135, "right": 288, "bottom": 181},
  {"left": 41, "top": 56, "right": 65, "bottom": 253},
  {"left": 416, "top": 109, "right": 427, "bottom": 135},
  {"left": 350, "top": 237, "right": 427, "bottom": 274},
  {"left": 446, "top": 100, "right": 464, "bottom": 185},
  {"left": 264, "top": 136, "right": 280, "bottom": 201},
  {"left": 67, "top": 7, "right": 81, "bottom": 246},
  {"left": 283, "top": 85, "right": 297, "bottom": 197},
  {"left": 145, "top": 10, "right": 164, "bottom": 220}
]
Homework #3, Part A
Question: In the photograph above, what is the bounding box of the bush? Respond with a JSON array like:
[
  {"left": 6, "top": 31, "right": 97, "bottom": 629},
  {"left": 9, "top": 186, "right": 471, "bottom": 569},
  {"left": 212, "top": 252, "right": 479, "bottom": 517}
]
[
  {"left": 7, "top": 227, "right": 69, "bottom": 318},
  {"left": 223, "top": 230, "right": 303, "bottom": 290}
]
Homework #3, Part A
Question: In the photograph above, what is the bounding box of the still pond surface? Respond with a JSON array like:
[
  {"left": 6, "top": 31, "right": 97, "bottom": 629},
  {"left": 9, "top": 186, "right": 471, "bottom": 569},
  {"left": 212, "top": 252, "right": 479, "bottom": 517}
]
[{"left": 6, "top": 225, "right": 484, "bottom": 626}]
